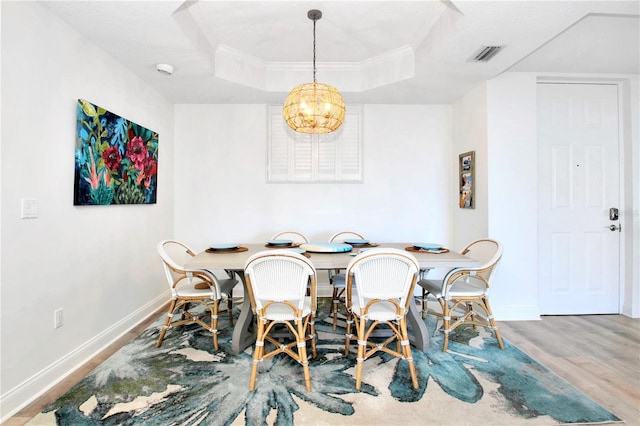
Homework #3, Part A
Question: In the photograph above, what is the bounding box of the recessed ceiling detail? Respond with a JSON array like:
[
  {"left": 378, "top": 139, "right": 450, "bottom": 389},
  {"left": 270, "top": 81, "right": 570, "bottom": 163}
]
[
  {"left": 40, "top": 1, "right": 640, "bottom": 104},
  {"left": 180, "top": 2, "right": 430, "bottom": 93},
  {"left": 213, "top": 44, "right": 417, "bottom": 93}
]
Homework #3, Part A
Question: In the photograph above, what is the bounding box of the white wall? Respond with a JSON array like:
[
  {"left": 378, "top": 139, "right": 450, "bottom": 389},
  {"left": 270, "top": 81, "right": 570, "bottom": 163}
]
[
  {"left": 451, "top": 84, "right": 489, "bottom": 250},
  {"left": 622, "top": 76, "right": 640, "bottom": 317},
  {"left": 486, "top": 73, "right": 540, "bottom": 320},
  {"left": 450, "top": 75, "right": 541, "bottom": 321},
  {"left": 173, "top": 104, "right": 455, "bottom": 253},
  {"left": 0, "top": 2, "right": 174, "bottom": 419},
  {"left": 477, "top": 72, "right": 640, "bottom": 320}
]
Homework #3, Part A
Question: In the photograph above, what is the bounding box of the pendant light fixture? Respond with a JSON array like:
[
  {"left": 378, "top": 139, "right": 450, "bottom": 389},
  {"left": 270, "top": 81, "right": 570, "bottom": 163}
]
[{"left": 283, "top": 10, "right": 345, "bottom": 134}]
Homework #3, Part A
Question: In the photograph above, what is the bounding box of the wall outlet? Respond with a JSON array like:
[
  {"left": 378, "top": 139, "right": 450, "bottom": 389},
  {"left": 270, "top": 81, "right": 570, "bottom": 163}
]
[{"left": 54, "top": 308, "right": 63, "bottom": 329}]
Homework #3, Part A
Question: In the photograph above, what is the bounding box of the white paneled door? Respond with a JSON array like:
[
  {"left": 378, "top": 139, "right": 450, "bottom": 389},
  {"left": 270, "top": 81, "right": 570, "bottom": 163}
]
[{"left": 537, "top": 83, "right": 620, "bottom": 314}]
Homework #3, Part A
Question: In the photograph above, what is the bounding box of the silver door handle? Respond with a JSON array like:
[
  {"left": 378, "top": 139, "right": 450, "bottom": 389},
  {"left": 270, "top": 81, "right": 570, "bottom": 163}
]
[{"left": 605, "top": 224, "right": 621, "bottom": 232}]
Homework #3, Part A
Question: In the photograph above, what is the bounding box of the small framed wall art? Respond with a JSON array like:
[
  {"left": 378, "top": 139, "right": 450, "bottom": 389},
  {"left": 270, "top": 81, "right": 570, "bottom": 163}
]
[
  {"left": 458, "top": 151, "right": 475, "bottom": 209},
  {"left": 74, "top": 99, "right": 159, "bottom": 205}
]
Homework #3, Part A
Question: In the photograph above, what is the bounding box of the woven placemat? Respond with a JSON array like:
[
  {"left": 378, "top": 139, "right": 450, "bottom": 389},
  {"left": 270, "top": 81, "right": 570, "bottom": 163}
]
[
  {"left": 405, "top": 246, "right": 450, "bottom": 254},
  {"left": 205, "top": 246, "right": 249, "bottom": 254}
]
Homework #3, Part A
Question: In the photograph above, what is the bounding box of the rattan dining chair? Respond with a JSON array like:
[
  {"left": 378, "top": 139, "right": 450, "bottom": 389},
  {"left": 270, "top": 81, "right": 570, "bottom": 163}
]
[
  {"left": 328, "top": 231, "right": 367, "bottom": 330},
  {"left": 244, "top": 250, "right": 318, "bottom": 392},
  {"left": 344, "top": 248, "right": 420, "bottom": 390},
  {"left": 417, "top": 238, "right": 504, "bottom": 352},
  {"left": 270, "top": 231, "right": 309, "bottom": 245},
  {"left": 156, "top": 240, "right": 238, "bottom": 350}
]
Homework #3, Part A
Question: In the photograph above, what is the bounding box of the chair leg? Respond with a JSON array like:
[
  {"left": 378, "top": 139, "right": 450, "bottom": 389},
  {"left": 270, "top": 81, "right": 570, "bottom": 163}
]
[
  {"left": 442, "top": 301, "right": 451, "bottom": 352},
  {"left": 482, "top": 297, "right": 505, "bottom": 350},
  {"left": 355, "top": 316, "right": 366, "bottom": 390},
  {"left": 249, "top": 317, "right": 266, "bottom": 391},
  {"left": 421, "top": 288, "right": 427, "bottom": 319},
  {"left": 332, "top": 287, "right": 340, "bottom": 330},
  {"left": 296, "top": 318, "right": 312, "bottom": 392},
  {"left": 344, "top": 310, "right": 353, "bottom": 355},
  {"left": 309, "top": 314, "right": 317, "bottom": 358},
  {"left": 467, "top": 302, "right": 478, "bottom": 330},
  {"left": 156, "top": 300, "right": 177, "bottom": 348},
  {"left": 181, "top": 302, "right": 191, "bottom": 320},
  {"left": 211, "top": 301, "right": 219, "bottom": 351},
  {"left": 399, "top": 318, "right": 419, "bottom": 389}
]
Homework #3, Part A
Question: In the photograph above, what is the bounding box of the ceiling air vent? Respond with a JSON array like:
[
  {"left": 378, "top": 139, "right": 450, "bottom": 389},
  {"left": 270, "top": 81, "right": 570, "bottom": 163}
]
[{"left": 470, "top": 45, "right": 505, "bottom": 62}]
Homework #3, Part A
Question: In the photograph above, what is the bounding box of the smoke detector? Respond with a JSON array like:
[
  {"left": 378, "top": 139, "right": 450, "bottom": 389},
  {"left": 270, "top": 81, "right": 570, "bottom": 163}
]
[{"left": 156, "top": 63, "right": 174, "bottom": 75}]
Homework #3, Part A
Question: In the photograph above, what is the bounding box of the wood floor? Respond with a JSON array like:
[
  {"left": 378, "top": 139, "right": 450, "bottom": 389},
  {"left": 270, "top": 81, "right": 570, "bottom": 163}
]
[
  {"left": 499, "top": 314, "right": 640, "bottom": 425},
  {"left": 4, "top": 309, "right": 639, "bottom": 425}
]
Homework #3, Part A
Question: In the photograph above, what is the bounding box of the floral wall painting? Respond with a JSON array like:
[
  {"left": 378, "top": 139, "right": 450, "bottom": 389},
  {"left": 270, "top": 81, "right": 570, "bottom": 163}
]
[
  {"left": 74, "top": 99, "right": 159, "bottom": 205},
  {"left": 459, "top": 151, "right": 475, "bottom": 209}
]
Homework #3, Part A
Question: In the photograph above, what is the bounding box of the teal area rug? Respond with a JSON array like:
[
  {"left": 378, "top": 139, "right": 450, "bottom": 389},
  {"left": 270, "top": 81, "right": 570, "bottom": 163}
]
[{"left": 32, "top": 300, "right": 621, "bottom": 425}]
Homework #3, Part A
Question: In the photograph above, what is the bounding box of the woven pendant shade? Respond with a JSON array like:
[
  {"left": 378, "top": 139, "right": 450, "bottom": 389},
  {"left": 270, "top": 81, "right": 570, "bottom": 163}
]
[
  {"left": 283, "top": 10, "right": 345, "bottom": 134},
  {"left": 283, "top": 82, "right": 345, "bottom": 134}
]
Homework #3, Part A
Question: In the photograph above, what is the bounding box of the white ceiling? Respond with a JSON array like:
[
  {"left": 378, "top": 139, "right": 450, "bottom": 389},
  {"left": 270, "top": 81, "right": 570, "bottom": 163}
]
[{"left": 40, "top": 0, "right": 640, "bottom": 105}]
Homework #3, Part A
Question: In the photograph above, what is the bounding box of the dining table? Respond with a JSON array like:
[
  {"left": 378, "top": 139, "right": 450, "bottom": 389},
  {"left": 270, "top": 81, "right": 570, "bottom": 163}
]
[{"left": 186, "top": 242, "right": 480, "bottom": 354}]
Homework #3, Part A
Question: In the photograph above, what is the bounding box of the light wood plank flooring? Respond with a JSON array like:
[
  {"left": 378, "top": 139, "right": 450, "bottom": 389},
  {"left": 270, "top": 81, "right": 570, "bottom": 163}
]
[
  {"left": 499, "top": 314, "right": 640, "bottom": 425},
  {"left": 4, "top": 311, "right": 639, "bottom": 425}
]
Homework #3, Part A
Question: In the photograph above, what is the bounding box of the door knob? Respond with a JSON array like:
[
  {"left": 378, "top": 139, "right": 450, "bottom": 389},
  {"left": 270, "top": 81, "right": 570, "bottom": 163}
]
[{"left": 605, "top": 224, "right": 621, "bottom": 232}]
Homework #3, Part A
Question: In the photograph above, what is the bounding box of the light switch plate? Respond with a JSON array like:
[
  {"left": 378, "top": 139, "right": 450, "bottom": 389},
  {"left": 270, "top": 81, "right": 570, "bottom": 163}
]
[{"left": 21, "top": 198, "right": 38, "bottom": 219}]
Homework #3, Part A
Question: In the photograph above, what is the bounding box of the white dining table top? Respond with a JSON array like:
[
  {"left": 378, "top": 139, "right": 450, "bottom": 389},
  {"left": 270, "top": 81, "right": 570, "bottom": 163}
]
[{"left": 187, "top": 242, "right": 479, "bottom": 271}]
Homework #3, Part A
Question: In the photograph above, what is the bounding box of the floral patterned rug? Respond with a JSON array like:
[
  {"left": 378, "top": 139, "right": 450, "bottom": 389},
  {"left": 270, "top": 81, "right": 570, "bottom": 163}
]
[{"left": 32, "top": 300, "right": 621, "bottom": 425}]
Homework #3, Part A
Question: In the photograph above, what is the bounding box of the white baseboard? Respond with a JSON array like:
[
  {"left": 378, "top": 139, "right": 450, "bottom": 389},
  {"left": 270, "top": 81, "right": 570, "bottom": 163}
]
[
  {"left": 622, "top": 299, "right": 640, "bottom": 318},
  {"left": 0, "top": 292, "right": 168, "bottom": 423},
  {"left": 416, "top": 297, "right": 541, "bottom": 322},
  {"left": 493, "top": 306, "right": 541, "bottom": 321}
]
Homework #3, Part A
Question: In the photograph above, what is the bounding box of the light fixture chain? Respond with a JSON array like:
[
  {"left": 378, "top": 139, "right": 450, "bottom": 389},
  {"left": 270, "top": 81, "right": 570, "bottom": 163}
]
[{"left": 312, "top": 17, "right": 317, "bottom": 83}]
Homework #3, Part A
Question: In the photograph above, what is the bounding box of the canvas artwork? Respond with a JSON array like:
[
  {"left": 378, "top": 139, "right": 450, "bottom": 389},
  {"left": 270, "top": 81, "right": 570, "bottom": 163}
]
[{"left": 74, "top": 99, "right": 159, "bottom": 205}]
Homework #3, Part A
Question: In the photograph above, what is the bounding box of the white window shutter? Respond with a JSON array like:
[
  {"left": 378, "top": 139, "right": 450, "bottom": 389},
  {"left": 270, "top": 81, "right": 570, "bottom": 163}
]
[
  {"left": 267, "top": 113, "right": 290, "bottom": 181},
  {"left": 337, "top": 111, "right": 361, "bottom": 181},
  {"left": 267, "top": 105, "right": 362, "bottom": 183},
  {"left": 292, "top": 139, "right": 313, "bottom": 181}
]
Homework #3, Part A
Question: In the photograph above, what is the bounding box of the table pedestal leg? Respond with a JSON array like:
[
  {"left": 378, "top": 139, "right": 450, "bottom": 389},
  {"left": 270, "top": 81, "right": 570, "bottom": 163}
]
[
  {"left": 407, "top": 300, "right": 429, "bottom": 351},
  {"left": 230, "top": 272, "right": 256, "bottom": 354},
  {"left": 406, "top": 268, "right": 432, "bottom": 351},
  {"left": 231, "top": 297, "right": 255, "bottom": 354}
]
